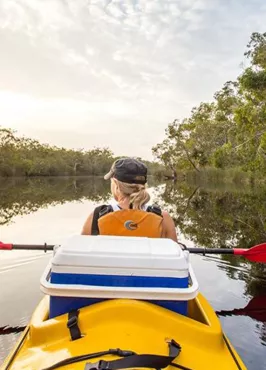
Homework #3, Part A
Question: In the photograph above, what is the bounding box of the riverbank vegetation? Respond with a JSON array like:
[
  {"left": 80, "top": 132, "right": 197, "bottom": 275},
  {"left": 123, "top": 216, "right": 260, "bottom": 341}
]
[
  {"left": 153, "top": 32, "right": 266, "bottom": 182},
  {"left": 0, "top": 127, "right": 164, "bottom": 178}
]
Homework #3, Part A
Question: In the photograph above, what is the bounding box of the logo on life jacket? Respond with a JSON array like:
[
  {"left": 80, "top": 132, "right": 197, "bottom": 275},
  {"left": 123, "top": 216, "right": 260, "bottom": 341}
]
[{"left": 124, "top": 220, "right": 138, "bottom": 230}]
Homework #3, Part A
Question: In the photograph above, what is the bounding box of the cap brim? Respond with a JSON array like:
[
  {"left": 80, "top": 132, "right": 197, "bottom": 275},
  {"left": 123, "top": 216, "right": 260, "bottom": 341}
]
[{"left": 104, "top": 170, "right": 114, "bottom": 180}]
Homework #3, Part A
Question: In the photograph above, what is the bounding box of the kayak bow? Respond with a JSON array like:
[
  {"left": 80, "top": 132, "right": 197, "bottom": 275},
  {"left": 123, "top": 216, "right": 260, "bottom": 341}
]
[{"left": 1, "top": 294, "right": 247, "bottom": 370}]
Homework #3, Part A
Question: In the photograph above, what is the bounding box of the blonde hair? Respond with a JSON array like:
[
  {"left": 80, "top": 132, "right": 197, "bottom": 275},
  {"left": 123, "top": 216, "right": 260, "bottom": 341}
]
[{"left": 112, "top": 179, "right": 150, "bottom": 209}]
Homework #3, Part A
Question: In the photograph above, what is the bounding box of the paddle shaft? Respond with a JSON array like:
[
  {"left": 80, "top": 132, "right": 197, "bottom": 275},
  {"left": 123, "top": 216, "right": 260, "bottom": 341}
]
[
  {"left": 0, "top": 244, "right": 258, "bottom": 255},
  {"left": 0, "top": 243, "right": 54, "bottom": 251},
  {"left": 187, "top": 247, "right": 234, "bottom": 254},
  {"left": 1, "top": 242, "right": 266, "bottom": 263},
  {"left": 1, "top": 244, "right": 238, "bottom": 253},
  {"left": 0, "top": 244, "right": 252, "bottom": 258}
]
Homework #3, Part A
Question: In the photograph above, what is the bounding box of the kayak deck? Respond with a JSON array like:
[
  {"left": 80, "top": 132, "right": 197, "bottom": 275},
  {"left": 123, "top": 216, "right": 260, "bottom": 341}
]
[{"left": 2, "top": 293, "right": 247, "bottom": 370}]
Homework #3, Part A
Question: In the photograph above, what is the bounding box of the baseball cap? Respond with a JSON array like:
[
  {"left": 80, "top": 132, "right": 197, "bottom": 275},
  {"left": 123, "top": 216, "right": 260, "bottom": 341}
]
[{"left": 104, "top": 158, "right": 147, "bottom": 184}]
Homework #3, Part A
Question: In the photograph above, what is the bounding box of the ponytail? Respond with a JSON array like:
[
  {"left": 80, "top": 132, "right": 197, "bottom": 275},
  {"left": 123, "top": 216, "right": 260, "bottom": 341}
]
[
  {"left": 114, "top": 180, "right": 150, "bottom": 209},
  {"left": 129, "top": 184, "right": 150, "bottom": 209}
]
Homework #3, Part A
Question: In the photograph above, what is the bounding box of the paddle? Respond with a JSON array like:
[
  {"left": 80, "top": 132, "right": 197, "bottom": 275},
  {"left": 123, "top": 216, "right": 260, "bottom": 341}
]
[
  {"left": 0, "top": 242, "right": 54, "bottom": 252},
  {"left": 178, "top": 242, "right": 266, "bottom": 263},
  {"left": 1, "top": 241, "right": 266, "bottom": 263}
]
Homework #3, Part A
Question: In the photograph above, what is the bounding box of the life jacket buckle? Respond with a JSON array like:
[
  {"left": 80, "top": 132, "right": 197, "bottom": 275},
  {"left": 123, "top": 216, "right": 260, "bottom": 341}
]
[{"left": 85, "top": 360, "right": 107, "bottom": 370}]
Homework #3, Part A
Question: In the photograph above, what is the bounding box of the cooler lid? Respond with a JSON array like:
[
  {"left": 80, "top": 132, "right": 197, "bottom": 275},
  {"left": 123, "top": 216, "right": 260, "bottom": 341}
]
[{"left": 51, "top": 235, "right": 188, "bottom": 272}]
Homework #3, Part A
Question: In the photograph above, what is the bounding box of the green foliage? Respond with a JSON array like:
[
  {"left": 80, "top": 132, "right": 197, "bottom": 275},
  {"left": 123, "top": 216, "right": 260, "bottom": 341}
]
[
  {"left": 0, "top": 127, "right": 114, "bottom": 177},
  {"left": 244, "top": 32, "right": 266, "bottom": 69},
  {"left": 0, "top": 128, "right": 164, "bottom": 178},
  {"left": 153, "top": 32, "right": 266, "bottom": 177}
]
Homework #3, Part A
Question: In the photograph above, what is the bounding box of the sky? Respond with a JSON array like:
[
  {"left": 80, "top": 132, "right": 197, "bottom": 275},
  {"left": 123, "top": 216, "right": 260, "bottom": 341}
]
[{"left": 1, "top": 0, "right": 266, "bottom": 159}]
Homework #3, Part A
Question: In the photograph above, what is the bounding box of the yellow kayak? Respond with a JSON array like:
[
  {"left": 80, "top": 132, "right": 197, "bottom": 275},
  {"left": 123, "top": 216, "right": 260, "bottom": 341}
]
[
  {"left": 1, "top": 235, "right": 248, "bottom": 370},
  {"left": 1, "top": 293, "right": 246, "bottom": 370}
]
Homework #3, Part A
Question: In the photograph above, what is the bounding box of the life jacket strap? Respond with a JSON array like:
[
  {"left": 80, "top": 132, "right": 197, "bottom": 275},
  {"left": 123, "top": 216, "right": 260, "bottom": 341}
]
[
  {"left": 146, "top": 205, "right": 162, "bottom": 217},
  {"left": 99, "top": 205, "right": 113, "bottom": 218},
  {"left": 91, "top": 205, "right": 111, "bottom": 235}
]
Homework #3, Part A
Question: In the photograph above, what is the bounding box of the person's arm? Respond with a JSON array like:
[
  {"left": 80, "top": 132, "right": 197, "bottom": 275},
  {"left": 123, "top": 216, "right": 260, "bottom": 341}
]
[
  {"left": 161, "top": 211, "right": 178, "bottom": 242},
  {"left": 81, "top": 211, "right": 93, "bottom": 235}
]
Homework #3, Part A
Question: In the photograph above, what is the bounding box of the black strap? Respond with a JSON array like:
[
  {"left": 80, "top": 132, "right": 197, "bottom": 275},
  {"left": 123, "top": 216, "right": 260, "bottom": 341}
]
[
  {"left": 41, "top": 343, "right": 192, "bottom": 370},
  {"left": 99, "top": 205, "right": 113, "bottom": 218},
  {"left": 67, "top": 310, "right": 82, "bottom": 341},
  {"left": 85, "top": 340, "right": 184, "bottom": 370},
  {"left": 91, "top": 205, "right": 112, "bottom": 235},
  {"left": 147, "top": 205, "right": 162, "bottom": 217}
]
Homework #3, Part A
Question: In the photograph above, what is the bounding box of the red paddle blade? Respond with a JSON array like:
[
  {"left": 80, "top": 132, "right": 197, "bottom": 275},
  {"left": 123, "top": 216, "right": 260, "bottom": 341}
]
[{"left": 234, "top": 243, "right": 266, "bottom": 263}]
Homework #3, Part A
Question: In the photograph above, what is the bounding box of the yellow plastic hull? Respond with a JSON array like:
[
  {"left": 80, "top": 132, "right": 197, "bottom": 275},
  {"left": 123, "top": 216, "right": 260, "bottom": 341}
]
[{"left": 1, "top": 294, "right": 247, "bottom": 370}]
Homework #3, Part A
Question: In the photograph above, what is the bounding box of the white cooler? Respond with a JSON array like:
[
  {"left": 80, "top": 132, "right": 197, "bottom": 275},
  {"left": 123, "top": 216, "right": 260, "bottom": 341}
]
[{"left": 40, "top": 235, "right": 198, "bottom": 318}]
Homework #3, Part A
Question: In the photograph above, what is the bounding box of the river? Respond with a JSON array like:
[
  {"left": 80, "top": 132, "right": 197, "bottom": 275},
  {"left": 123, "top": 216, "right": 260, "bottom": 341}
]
[{"left": 0, "top": 176, "right": 266, "bottom": 369}]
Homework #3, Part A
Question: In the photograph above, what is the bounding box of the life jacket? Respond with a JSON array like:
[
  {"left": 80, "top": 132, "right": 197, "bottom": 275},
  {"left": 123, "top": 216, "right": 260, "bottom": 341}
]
[{"left": 91, "top": 203, "right": 163, "bottom": 238}]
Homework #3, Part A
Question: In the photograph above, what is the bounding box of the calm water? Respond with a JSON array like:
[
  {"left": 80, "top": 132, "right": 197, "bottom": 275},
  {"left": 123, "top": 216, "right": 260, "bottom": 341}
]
[{"left": 0, "top": 177, "right": 266, "bottom": 369}]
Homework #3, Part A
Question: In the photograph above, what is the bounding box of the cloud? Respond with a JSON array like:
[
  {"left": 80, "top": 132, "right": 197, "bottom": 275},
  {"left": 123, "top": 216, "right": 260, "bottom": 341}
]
[{"left": 1, "top": 0, "right": 266, "bottom": 158}]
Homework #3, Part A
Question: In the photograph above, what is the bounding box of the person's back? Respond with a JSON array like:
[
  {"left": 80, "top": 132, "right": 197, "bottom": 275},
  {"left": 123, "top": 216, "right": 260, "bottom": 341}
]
[{"left": 81, "top": 158, "right": 178, "bottom": 242}]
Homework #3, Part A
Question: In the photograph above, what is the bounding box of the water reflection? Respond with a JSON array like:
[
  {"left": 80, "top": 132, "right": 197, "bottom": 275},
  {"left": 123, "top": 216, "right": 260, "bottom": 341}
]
[
  {"left": 153, "top": 181, "right": 266, "bottom": 249},
  {"left": 0, "top": 176, "right": 162, "bottom": 227},
  {"left": 153, "top": 180, "right": 266, "bottom": 318},
  {"left": 0, "top": 177, "right": 111, "bottom": 226},
  {"left": 216, "top": 295, "right": 266, "bottom": 322}
]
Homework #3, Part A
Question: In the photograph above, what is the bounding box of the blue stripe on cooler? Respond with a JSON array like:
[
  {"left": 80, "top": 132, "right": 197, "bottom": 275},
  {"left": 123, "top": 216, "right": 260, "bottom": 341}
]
[
  {"left": 49, "top": 296, "right": 188, "bottom": 318},
  {"left": 50, "top": 272, "right": 188, "bottom": 288}
]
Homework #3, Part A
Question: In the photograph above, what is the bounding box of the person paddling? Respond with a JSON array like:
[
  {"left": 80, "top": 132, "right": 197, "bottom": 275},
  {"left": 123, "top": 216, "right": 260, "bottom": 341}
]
[{"left": 81, "top": 157, "right": 178, "bottom": 242}]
